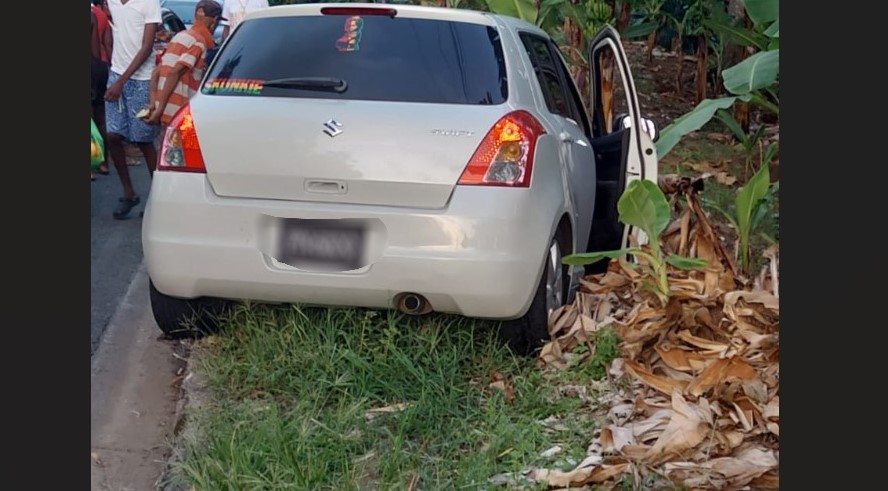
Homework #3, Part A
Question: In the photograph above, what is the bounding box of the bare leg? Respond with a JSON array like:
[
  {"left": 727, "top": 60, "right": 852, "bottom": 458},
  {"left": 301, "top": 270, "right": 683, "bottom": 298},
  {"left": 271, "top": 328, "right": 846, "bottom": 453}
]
[
  {"left": 137, "top": 141, "right": 158, "bottom": 176},
  {"left": 107, "top": 132, "right": 137, "bottom": 199}
]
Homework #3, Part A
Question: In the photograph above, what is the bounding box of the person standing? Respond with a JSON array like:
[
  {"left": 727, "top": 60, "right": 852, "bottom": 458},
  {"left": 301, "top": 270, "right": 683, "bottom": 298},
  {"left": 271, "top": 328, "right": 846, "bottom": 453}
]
[
  {"left": 220, "top": 0, "right": 268, "bottom": 42},
  {"left": 92, "top": 1, "right": 114, "bottom": 62},
  {"left": 91, "top": 0, "right": 113, "bottom": 176},
  {"left": 105, "top": 0, "right": 162, "bottom": 220},
  {"left": 146, "top": 1, "right": 223, "bottom": 128}
]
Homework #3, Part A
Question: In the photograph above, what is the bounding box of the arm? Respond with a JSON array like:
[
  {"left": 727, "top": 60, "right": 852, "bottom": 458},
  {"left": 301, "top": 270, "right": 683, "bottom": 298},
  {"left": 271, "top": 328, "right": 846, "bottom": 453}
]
[
  {"left": 102, "top": 26, "right": 113, "bottom": 61},
  {"left": 91, "top": 12, "right": 101, "bottom": 60},
  {"left": 147, "top": 64, "right": 187, "bottom": 124},
  {"left": 148, "top": 64, "right": 161, "bottom": 111},
  {"left": 105, "top": 22, "right": 158, "bottom": 101}
]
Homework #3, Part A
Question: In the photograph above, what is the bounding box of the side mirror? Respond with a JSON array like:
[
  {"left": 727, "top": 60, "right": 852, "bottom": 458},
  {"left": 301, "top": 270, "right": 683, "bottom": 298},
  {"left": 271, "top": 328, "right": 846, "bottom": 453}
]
[{"left": 616, "top": 115, "right": 660, "bottom": 142}]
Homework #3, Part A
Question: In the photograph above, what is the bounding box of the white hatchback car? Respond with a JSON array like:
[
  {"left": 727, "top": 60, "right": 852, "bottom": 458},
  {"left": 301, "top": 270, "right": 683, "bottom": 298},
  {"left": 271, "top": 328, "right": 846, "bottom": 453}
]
[{"left": 143, "top": 3, "right": 659, "bottom": 354}]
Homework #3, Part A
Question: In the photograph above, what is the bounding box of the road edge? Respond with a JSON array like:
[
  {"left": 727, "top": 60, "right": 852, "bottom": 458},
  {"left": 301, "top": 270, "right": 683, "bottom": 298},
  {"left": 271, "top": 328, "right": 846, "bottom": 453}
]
[{"left": 91, "top": 263, "right": 189, "bottom": 491}]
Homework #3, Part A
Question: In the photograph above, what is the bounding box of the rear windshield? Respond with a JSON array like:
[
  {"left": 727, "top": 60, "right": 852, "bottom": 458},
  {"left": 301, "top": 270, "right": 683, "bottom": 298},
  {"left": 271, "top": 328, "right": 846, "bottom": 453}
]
[{"left": 201, "top": 14, "right": 508, "bottom": 105}]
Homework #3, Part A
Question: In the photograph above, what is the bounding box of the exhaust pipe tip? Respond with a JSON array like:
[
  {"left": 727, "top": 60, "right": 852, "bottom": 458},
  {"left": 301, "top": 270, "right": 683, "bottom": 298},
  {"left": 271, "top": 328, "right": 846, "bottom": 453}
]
[
  {"left": 395, "top": 292, "right": 432, "bottom": 315},
  {"left": 403, "top": 294, "right": 421, "bottom": 312}
]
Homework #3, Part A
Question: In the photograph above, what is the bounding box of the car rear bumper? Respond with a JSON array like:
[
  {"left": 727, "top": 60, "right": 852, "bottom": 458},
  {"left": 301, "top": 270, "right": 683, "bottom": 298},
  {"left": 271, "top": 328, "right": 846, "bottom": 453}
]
[{"left": 142, "top": 173, "right": 559, "bottom": 319}]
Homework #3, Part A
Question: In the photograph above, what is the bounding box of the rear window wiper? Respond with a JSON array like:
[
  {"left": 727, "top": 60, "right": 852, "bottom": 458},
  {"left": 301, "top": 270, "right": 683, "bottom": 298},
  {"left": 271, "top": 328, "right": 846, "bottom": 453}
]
[{"left": 262, "top": 77, "right": 348, "bottom": 93}]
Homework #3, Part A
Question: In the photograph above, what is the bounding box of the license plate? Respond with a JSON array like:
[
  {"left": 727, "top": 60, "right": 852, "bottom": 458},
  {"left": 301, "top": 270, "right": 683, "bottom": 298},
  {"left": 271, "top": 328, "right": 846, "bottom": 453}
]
[{"left": 276, "top": 219, "right": 366, "bottom": 272}]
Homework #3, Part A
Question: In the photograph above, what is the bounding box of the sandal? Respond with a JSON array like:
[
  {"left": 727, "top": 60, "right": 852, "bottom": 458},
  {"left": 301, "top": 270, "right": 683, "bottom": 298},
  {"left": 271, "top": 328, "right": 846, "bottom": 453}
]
[
  {"left": 113, "top": 196, "right": 141, "bottom": 220},
  {"left": 97, "top": 164, "right": 110, "bottom": 175}
]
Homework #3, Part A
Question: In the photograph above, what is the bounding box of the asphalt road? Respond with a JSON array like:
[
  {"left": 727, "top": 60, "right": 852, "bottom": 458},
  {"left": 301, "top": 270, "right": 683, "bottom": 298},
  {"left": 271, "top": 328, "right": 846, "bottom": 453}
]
[{"left": 90, "top": 153, "right": 154, "bottom": 355}]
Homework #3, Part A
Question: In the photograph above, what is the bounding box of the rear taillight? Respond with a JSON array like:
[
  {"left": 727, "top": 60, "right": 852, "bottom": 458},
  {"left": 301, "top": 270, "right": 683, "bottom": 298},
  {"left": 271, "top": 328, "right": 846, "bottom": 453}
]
[
  {"left": 158, "top": 104, "right": 207, "bottom": 173},
  {"left": 457, "top": 110, "right": 546, "bottom": 188}
]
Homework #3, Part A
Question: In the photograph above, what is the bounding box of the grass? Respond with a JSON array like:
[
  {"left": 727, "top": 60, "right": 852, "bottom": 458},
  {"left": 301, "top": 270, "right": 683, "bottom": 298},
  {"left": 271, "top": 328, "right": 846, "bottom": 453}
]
[
  {"left": 571, "top": 326, "right": 620, "bottom": 382},
  {"left": 173, "top": 304, "right": 612, "bottom": 490}
]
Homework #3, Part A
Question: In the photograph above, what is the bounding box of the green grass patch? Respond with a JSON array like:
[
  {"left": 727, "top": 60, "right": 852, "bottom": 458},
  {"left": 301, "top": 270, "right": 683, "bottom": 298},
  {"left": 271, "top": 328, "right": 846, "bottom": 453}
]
[
  {"left": 173, "top": 305, "right": 606, "bottom": 490},
  {"left": 570, "top": 326, "right": 620, "bottom": 381}
]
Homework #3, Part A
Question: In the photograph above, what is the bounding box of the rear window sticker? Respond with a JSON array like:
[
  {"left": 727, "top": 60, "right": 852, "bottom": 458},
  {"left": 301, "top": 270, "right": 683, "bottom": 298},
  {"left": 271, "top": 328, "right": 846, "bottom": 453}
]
[
  {"left": 336, "top": 16, "right": 363, "bottom": 53},
  {"left": 204, "top": 79, "right": 265, "bottom": 95}
]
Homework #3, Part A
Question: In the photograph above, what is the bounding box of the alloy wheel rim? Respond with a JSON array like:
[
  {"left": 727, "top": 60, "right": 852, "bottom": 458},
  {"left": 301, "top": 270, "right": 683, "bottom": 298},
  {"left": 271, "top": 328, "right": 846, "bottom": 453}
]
[{"left": 545, "top": 240, "right": 563, "bottom": 318}]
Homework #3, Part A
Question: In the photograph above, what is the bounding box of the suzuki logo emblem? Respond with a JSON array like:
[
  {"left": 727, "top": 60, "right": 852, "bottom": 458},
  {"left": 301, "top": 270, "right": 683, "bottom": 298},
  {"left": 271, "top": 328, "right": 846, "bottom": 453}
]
[{"left": 323, "top": 119, "right": 343, "bottom": 137}]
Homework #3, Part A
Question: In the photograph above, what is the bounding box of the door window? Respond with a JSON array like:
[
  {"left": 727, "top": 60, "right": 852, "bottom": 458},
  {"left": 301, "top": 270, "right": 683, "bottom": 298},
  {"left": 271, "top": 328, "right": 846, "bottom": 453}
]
[
  {"left": 590, "top": 45, "right": 631, "bottom": 137},
  {"left": 546, "top": 39, "right": 591, "bottom": 138},
  {"left": 520, "top": 33, "right": 590, "bottom": 137}
]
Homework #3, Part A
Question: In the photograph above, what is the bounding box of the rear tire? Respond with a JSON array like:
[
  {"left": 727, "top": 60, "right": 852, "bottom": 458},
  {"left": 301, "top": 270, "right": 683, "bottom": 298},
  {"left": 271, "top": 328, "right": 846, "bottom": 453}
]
[
  {"left": 149, "top": 280, "right": 232, "bottom": 338},
  {"left": 498, "top": 232, "right": 570, "bottom": 356}
]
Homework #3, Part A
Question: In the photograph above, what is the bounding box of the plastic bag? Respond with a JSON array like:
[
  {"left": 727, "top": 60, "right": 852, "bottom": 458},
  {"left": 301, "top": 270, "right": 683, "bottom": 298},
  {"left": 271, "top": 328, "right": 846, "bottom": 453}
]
[{"left": 91, "top": 118, "right": 104, "bottom": 170}]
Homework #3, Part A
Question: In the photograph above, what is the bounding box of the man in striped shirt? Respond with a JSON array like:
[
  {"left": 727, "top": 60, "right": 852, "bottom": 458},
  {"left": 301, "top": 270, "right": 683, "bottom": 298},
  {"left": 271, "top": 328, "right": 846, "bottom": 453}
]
[{"left": 145, "top": 0, "right": 223, "bottom": 126}]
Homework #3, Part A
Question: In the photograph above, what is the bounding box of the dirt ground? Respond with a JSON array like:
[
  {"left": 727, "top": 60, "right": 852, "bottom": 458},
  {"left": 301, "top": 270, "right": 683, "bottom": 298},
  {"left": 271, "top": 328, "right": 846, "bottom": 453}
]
[{"left": 623, "top": 41, "right": 699, "bottom": 124}]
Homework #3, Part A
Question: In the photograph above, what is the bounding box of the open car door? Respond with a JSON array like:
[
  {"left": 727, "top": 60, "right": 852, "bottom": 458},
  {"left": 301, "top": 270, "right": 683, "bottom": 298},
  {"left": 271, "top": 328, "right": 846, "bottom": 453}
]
[{"left": 586, "top": 26, "right": 660, "bottom": 257}]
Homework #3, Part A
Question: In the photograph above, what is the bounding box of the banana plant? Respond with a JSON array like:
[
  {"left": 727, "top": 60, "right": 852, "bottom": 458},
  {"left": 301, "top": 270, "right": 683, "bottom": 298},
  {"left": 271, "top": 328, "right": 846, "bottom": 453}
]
[
  {"left": 664, "top": 0, "right": 706, "bottom": 95},
  {"left": 734, "top": 162, "right": 775, "bottom": 274},
  {"left": 569, "top": 0, "right": 616, "bottom": 41},
  {"left": 702, "top": 0, "right": 734, "bottom": 97},
  {"left": 656, "top": 0, "right": 778, "bottom": 158},
  {"left": 560, "top": 1, "right": 615, "bottom": 110},
  {"left": 716, "top": 109, "right": 767, "bottom": 178},
  {"left": 484, "top": 0, "right": 566, "bottom": 32},
  {"left": 704, "top": 145, "right": 778, "bottom": 274},
  {"left": 563, "top": 180, "right": 707, "bottom": 306},
  {"left": 620, "top": 0, "right": 669, "bottom": 61}
]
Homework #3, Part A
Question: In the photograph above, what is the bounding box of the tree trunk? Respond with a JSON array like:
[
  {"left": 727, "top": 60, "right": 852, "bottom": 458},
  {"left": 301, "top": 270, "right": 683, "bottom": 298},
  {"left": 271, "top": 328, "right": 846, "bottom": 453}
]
[
  {"left": 646, "top": 29, "right": 658, "bottom": 62},
  {"left": 695, "top": 35, "right": 708, "bottom": 104},
  {"left": 712, "top": 55, "right": 722, "bottom": 97},
  {"left": 726, "top": 0, "right": 750, "bottom": 133},
  {"left": 618, "top": 1, "right": 632, "bottom": 33},
  {"left": 673, "top": 34, "right": 683, "bottom": 94}
]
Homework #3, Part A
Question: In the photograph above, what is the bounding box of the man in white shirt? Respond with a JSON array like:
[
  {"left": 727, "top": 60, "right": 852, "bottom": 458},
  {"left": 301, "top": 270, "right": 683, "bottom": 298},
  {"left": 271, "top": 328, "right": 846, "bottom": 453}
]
[
  {"left": 220, "top": 0, "right": 269, "bottom": 42},
  {"left": 105, "top": 0, "right": 162, "bottom": 220}
]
